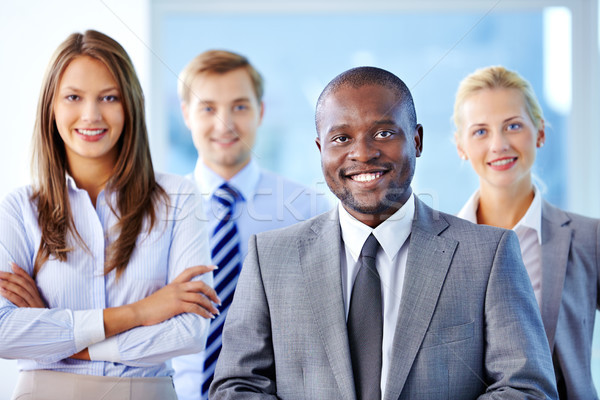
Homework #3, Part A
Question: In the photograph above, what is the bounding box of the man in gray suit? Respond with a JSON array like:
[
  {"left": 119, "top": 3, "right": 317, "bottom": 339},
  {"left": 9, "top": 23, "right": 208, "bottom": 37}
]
[{"left": 210, "top": 66, "right": 558, "bottom": 399}]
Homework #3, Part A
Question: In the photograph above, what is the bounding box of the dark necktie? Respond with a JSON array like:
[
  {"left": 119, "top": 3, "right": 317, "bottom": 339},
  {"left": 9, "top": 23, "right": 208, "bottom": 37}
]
[
  {"left": 201, "top": 183, "right": 242, "bottom": 399},
  {"left": 347, "top": 233, "right": 383, "bottom": 400}
]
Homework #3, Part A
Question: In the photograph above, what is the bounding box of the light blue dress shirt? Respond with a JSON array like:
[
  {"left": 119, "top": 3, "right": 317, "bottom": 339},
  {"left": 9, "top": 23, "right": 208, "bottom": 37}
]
[
  {"left": 191, "top": 159, "right": 331, "bottom": 258},
  {"left": 172, "top": 159, "right": 332, "bottom": 400},
  {"left": 0, "top": 173, "right": 212, "bottom": 378}
]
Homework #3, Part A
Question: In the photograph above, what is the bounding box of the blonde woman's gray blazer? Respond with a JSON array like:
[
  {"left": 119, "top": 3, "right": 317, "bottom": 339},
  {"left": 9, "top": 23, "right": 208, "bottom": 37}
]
[{"left": 540, "top": 200, "right": 600, "bottom": 399}]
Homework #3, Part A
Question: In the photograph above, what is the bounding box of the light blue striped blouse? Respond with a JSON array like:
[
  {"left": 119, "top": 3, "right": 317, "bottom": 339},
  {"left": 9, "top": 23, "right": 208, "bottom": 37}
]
[{"left": 0, "top": 173, "right": 212, "bottom": 377}]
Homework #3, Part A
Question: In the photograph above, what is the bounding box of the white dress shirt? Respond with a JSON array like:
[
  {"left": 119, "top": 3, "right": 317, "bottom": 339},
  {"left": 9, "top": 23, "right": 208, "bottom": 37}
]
[
  {"left": 172, "top": 158, "right": 332, "bottom": 400},
  {"left": 338, "top": 193, "right": 415, "bottom": 395},
  {"left": 0, "top": 173, "right": 212, "bottom": 377},
  {"left": 457, "top": 187, "right": 543, "bottom": 307}
]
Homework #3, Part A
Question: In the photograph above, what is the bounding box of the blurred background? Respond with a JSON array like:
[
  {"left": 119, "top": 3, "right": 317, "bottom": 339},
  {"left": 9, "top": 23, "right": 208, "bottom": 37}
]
[{"left": 0, "top": 0, "right": 599, "bottom": 397}]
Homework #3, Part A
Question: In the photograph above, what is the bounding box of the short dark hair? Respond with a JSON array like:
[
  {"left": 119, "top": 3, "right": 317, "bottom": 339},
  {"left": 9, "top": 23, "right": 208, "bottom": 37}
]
[{"left": 315, "top": 66, "right": 416, "bottom": 134}]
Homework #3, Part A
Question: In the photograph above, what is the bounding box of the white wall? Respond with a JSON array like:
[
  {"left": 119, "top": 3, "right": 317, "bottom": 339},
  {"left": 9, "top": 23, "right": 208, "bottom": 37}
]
[
  {"left": 0, "top": 0, "right": 152, "bottom": 200},
  {"left": 0, "top": 1, "right": 150, "bottom": 396}
]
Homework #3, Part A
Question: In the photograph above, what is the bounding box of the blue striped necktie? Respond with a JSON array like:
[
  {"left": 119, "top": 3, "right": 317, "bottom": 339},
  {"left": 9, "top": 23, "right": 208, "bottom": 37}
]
[{"left": 201, "top": 183, "right": 242, "bottom": 399}]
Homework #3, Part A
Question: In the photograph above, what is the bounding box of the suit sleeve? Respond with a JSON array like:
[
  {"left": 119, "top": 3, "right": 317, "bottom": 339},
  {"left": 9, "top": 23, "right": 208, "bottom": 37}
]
[
  {"left": 478, "top": 230, "right": 558, "bottom": 399},
  {"left": 210, "top": 234, "right": 279, "bottom": 399}
]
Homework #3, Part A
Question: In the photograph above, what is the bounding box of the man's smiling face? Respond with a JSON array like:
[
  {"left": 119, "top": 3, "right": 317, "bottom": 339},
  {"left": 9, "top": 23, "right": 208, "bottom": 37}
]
[{"left": 316, "top": 84, "right": 422, "bottom": 227}]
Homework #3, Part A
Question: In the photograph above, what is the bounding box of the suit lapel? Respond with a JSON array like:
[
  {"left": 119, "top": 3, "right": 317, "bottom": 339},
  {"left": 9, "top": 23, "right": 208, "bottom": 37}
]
[
  {"left": 384, "top": 199, "right": 457, "bottom": 400},
  {"left": 298, "top": 209, "right": 356, "bottom": 400},
  {"left": 540, "top": 200, "right": 572, "bottom": 349}
]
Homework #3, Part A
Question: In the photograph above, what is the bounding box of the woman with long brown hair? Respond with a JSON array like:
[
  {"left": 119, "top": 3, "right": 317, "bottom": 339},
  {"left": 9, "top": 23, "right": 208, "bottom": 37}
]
[
  {"left": 0, "top": 30, "right": 219, "bottom": 399},
  {"left": 453, "top": 65, "right": 600, "bottom": 399}
]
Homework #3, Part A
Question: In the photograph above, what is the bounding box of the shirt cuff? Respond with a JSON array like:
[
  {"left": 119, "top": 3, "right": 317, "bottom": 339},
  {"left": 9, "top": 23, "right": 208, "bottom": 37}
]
[
  {"left": 88, "top": 336, "right": 121, "bottom": 363},
  {"left": 73, "top": 309, "right": 105, "bottom": 352}
]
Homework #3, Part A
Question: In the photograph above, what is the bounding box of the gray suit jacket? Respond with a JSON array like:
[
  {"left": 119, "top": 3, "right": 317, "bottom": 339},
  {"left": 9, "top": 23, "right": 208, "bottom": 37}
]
[
  {"left": 211, "top": 198, "right": 558, "bottom": 399},
  {"left": 540, "top": 200, "right": 600, "bottom": 399}
]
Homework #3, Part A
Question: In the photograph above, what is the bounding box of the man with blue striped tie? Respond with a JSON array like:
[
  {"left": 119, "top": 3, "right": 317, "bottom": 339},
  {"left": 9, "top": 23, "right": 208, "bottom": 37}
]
[{"left": 171, "top": 50, "right": 331, "bottom": 400}]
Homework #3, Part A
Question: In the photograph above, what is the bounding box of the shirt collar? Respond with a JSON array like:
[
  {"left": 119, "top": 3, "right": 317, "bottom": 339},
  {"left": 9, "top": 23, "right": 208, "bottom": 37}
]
[
  {"left": 193, "top": 158, "right": 261, "bottom": 202},
  {"left": 64, "top": 172, "right": 109, "bottom": 204},
  {"left": 65, "top": 172, "right": 79, "bottom": 191},
  {"left": 338, "top": 192, "right": 415, "bottom": 262},
  {"left": 514, "top": 186, "right": 542, "bottom": 244},
  {"left": 457, "top": 186, "right": 542, "bottom": 244},
  {"left": 456, "top": 190, "right": 479, "bottom": 224}
]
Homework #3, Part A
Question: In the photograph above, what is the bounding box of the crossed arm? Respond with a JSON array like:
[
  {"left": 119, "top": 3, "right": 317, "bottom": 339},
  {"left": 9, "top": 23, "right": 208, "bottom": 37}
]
[
  {"left": 0, "top": 262, "right": 220, "bottom": 361},
  {"left": 0, "top": 182, "right": 219, "bottom": 365}
]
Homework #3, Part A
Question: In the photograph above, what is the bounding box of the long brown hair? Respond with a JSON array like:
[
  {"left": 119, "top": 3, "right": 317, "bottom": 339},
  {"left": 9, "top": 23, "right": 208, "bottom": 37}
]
[{"left": 31, "top": 29, "right": 167, "bottom": 279}]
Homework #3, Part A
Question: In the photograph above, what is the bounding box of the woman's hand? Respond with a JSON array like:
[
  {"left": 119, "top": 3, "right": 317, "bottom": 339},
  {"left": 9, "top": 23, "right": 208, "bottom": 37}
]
[
  {"left": 0, "top": 262, "right": 47, "bottom": 308},
  {"left": 133, "top": 265, "right": 221, "bottom": 325},
  {"left": 103, "top": 265, "right": 220, "bottom": 338}
]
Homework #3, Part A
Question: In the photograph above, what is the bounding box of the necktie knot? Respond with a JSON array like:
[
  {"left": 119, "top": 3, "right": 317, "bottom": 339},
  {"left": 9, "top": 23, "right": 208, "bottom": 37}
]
[
  {"left": 213, "top": 183, "right": 238, "bottom": 209},
  {"left": 213, "top": 183, "right": 239, "bottom": 222},
  {"left": 361, "top": 233, "right": 379, "bottom": 260}
]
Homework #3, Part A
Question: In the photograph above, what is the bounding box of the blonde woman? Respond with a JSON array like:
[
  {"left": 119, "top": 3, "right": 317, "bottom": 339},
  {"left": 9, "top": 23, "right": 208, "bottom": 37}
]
[
  {"left": 453, "top": 65, "right": 600, "bottom": 399},
  {"left": 0, "top": 30, "right": 219, "bottom": 400}
]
